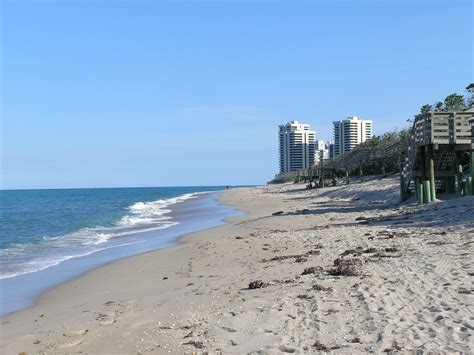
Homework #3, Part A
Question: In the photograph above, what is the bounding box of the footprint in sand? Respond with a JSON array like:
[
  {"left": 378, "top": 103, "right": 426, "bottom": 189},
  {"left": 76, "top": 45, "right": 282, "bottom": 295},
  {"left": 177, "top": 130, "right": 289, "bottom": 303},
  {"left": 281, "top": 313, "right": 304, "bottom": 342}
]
[
  {"left": 74, "top": 329, "right": 89, "bottom": 335},
  {"left": 57, "top": 332, "right": 87, "bottom": 348}
]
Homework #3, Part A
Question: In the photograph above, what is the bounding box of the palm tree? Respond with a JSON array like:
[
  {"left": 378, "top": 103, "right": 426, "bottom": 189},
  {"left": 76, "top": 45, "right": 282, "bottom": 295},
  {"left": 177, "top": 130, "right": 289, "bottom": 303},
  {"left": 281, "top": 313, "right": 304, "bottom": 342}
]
[
  {"left": 434, "top": 101, "right": 444, "bottom": 112},
  {"left": 443, "top": 93, "right": 466, "bottom": 112},
  {"left": 420, "top": 104, "right": 432, "bottom": 114}
]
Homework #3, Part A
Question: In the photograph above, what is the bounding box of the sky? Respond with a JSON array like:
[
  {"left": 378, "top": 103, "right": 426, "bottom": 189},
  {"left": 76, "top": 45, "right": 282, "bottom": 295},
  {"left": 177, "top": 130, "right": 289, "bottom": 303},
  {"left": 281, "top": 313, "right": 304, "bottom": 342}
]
[{"left": 1, "top": 0, "right": 472, "bottom": 189}]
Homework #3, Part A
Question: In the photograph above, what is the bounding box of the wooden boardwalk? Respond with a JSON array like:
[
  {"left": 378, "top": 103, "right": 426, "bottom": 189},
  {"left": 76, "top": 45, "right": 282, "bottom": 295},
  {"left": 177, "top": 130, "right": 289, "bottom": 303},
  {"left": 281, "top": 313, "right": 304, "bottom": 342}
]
[
  {"left": 292, "top": 111, "right": 474, "bottom": 204},
  {"left": 401, "top": 111, "right": 474, "bottom": 203}
]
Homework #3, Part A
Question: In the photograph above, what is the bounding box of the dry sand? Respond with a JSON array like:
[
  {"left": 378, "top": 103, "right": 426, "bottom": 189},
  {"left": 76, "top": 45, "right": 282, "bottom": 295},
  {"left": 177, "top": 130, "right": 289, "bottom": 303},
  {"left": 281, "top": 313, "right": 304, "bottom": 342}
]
[{"left": 1, "top": 177, "right": 473, "bottom": 354}]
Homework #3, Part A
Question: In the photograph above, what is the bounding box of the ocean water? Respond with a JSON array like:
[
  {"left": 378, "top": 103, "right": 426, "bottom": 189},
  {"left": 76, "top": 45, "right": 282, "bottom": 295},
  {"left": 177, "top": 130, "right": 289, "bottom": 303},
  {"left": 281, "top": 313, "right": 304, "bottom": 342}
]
[{"left": 0, "top": 186, "right": 240, "bottom": 315}]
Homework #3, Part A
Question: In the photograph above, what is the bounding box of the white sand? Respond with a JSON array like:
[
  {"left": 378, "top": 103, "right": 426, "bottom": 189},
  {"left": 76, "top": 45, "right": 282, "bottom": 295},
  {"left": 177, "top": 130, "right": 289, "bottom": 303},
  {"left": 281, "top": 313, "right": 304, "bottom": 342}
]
[{"left": 1, "top": 177, "right": 473, "bottom": 353}]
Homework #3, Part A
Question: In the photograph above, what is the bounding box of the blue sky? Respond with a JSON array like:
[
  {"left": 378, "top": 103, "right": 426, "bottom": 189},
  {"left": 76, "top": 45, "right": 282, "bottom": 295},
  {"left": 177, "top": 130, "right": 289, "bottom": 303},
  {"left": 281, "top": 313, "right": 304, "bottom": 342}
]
[{"left": 1, "top": 0, "right": 472, "bottom": 189}]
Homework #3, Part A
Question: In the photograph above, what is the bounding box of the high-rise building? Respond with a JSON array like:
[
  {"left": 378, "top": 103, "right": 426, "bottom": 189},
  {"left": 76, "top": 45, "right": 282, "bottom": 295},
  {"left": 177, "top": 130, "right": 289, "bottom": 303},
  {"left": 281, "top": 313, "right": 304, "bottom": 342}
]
[
  {"left": 333, "top": 116, "right": 373, "bottom": 156},
  {"left": 279, "top": 121, "right": 316, "bottom": 173},
  {"left": 328, "top": 141, "right": 335, "bottom": 159},
  {"left": 314, "top": 140, "right": 330, "bottom": 164}
]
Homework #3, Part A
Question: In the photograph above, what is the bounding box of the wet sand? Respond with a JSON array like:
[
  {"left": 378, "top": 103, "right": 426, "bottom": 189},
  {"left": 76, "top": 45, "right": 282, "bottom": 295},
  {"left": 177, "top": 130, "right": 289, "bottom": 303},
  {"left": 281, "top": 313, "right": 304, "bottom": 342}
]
[{"left": 1, "top": 177, "right": 473, "bottom": 353}]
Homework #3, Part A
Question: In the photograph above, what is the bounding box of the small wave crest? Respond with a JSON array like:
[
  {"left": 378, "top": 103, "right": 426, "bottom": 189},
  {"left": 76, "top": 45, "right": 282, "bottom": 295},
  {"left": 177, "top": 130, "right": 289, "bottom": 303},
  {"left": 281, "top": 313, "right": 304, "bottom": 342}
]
[{"left": 0, "top": 191, "right": 206, "bottom": 280}]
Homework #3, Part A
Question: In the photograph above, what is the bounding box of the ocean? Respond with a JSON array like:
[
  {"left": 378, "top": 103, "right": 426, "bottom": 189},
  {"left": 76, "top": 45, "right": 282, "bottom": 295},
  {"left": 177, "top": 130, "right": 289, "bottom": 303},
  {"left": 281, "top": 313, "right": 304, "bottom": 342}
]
[{"left": 0, "top": 186, "right": 240, "bottom": 315}]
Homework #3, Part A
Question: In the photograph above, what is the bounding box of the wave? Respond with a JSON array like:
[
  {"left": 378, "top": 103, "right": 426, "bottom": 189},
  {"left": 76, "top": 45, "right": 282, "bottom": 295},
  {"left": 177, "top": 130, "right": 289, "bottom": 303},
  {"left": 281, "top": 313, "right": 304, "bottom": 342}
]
[{"left": 0, "top": 191, "right": 207, "bottom": 280}]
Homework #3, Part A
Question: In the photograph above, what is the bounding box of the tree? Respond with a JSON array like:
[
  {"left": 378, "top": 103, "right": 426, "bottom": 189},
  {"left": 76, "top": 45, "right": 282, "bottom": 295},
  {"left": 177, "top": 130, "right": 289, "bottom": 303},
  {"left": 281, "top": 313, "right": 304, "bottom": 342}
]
[
  {"left": 434, "top": 101, "right": 444, "bottom": 112},
  {"left": 466, "top": 83, "right": 474, "bottom": 109},
  {"left": 420, "top": 104, "right": 432, "bottom": 114},
  {"left": 443, "top": 93, "right": 466, "bottom": 112}
]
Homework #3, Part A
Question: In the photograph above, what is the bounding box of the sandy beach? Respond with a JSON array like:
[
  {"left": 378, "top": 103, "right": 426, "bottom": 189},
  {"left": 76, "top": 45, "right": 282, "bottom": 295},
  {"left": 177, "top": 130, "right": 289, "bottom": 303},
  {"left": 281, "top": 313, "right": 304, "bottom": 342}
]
[{"left": 1, "top": 177, "right": 473, "bottom": 354}]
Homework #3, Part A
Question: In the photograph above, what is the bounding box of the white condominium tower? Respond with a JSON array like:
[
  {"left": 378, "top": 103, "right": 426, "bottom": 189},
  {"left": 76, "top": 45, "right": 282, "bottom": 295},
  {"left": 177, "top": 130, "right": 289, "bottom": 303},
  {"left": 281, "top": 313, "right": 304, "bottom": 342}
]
[
  {"left": 333, "top": 116, "right": 373, "bottom": 156},
  {"left": 279, "top": 121, "right": 316, "bottom": 173},
  {"left": 315, "top": 140, "right": 330, "bottom": 163}
]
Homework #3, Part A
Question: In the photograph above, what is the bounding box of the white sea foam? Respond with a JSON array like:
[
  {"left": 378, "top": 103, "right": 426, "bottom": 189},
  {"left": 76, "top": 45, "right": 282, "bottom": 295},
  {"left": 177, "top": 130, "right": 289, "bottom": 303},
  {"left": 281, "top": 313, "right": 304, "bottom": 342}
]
[
  {"left": 0, "top": 191, "right": 209, "bottom": 280},
  {"left": 0, "top": 240, "right": 144, "bottom": 280}
]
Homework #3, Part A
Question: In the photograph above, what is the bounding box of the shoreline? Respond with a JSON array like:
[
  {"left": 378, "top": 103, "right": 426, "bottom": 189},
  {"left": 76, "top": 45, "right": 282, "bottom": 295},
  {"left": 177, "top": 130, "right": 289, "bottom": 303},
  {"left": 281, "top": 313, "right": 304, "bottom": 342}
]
[
  {"left": 0, "top": 190, "right": 241, "bottom": 317},
  {"left": 0, "top": 188, "right": 256, "bottom": 350},
  {"left": 1, "top": 180, "right": 472, "bottom": 353}
]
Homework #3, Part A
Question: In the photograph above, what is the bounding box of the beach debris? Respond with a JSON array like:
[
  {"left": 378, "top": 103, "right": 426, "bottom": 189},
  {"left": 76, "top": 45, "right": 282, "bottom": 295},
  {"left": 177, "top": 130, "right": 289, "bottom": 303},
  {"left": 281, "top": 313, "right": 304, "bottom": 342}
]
[
  {"left": 222, "top": 326, "right": 237, "bottom": 333},
  {"left": 427, "top": 240, "right": 453, "bottom": 245},
  {"left": 362, "top": 247, "right": 378, "bottom": 254},
  {"left": 377, "top": 230, "right": 410, "bottom": 239},
  {"left": 295, "top": 256, "right": 307, "bottom": 263},
  {"left": 312, "top": 340, "right": 330, "bottom": 351},
  {"left": 458, "top": 287, "right": 473, "bottom": 294},
  {"left": 273, "top": 278, "right": 297, "bottom": 285},
  {"left": 371, "top": 248, "right": 402, "bottom": 259},
  {"left": 230, "top": 340, "right": 238, "bottom": 346},
  {"left": 248, "top": 280, "right": 268, "bottom": 289},
  {"left": 302, "top": 266, "right": 324, "bottom": 276},
  {"left": 272, "top": 211, "right": 284, "bottom": 216},
  {"left": 383, "top": 342, "right": 403, "bottom": 352},
  {"left": 163, "top": 277, "right": 168, "bottom": 280},
  {"left": 182, "top": 331, "right": 193, "bottom": 339},
  {"left": 297, "top": 294, "right": 314, "bottom": 300},
  {"left": 104, "top": 300, "right": 115, "bottom": 306},
  {"left": 263, "top": 249, "right": 320, "bottom": 263},
  {"left": 279, "top": 345, "right": 296, "bottom": 353},
  {"left": 340, "top": 247, "right": 363, "bottom": 257},
  {"left": 182, "top": 340, "right": 204, "bottom": 349},
  {"left": 235, "top": 236, "right": 243, "bottom": 239},
  {"left": 34, "top": 340, "right": 41, "bottom": 344},
  {"left": 349, "top": 337, "right": 361, "bottom": 343},
  {"left": 329, "top": 258, "right": 363, "bottom": 276},
  {"left": 312, "top": 284, "right": 333, "bottom": 291}
]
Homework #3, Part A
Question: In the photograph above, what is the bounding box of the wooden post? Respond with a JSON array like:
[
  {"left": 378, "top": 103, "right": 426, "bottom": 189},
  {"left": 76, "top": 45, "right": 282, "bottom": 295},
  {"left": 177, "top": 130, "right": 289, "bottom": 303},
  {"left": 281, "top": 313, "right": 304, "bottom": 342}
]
[
  {"left": 319, "top": 158, "right": 324, "bottom": 188},
  {"left": 471, "top": 148, "right": 474, "bottom": 195},
  {"left": 456, "top": 152, "right": 463, "bottom": 195},
  {"left": 420, "top": 146, "right": 427, "bottom": 204},
  {"left": 427, "top": 145, "right": 436, "bottom": 202},
  {"left": 423, "top": 180, "right": 431, "bottom": 203},
  {"left": 418, "top": 179, "right": 424, "bottom": 204},
  {"left": 400, "top": 172, "right": 406, "bottom": 202},
  {"left": 414, "top": 177, "right": 419, "bottom": 201},
  {"left": 345, "top": 169, "right": 349, "bottom": 185}
]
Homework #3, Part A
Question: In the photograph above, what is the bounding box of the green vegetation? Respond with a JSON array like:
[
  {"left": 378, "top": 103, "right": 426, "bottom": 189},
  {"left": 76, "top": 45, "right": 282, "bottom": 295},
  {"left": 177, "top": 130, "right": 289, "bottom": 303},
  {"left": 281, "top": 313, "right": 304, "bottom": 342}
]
[
  {"left": 419, "top": 83, "right": 474, "bottom": 114},
  {"left": 268, "top": 172, "right": 298, "bottom": 184}
]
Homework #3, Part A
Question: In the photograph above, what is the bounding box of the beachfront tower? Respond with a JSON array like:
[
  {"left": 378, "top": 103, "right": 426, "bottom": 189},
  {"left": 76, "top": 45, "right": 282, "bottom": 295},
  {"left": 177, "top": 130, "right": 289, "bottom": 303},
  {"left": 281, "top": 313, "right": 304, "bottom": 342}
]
[
  {"left": 279, "top": 121, "right": 316, "bottom": 173},
  {"left": 314, "top": 140, "right": 330, "bottom": 164},
  {"left": 333, "top": 116, "right": 373, "bottom": 156}
]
